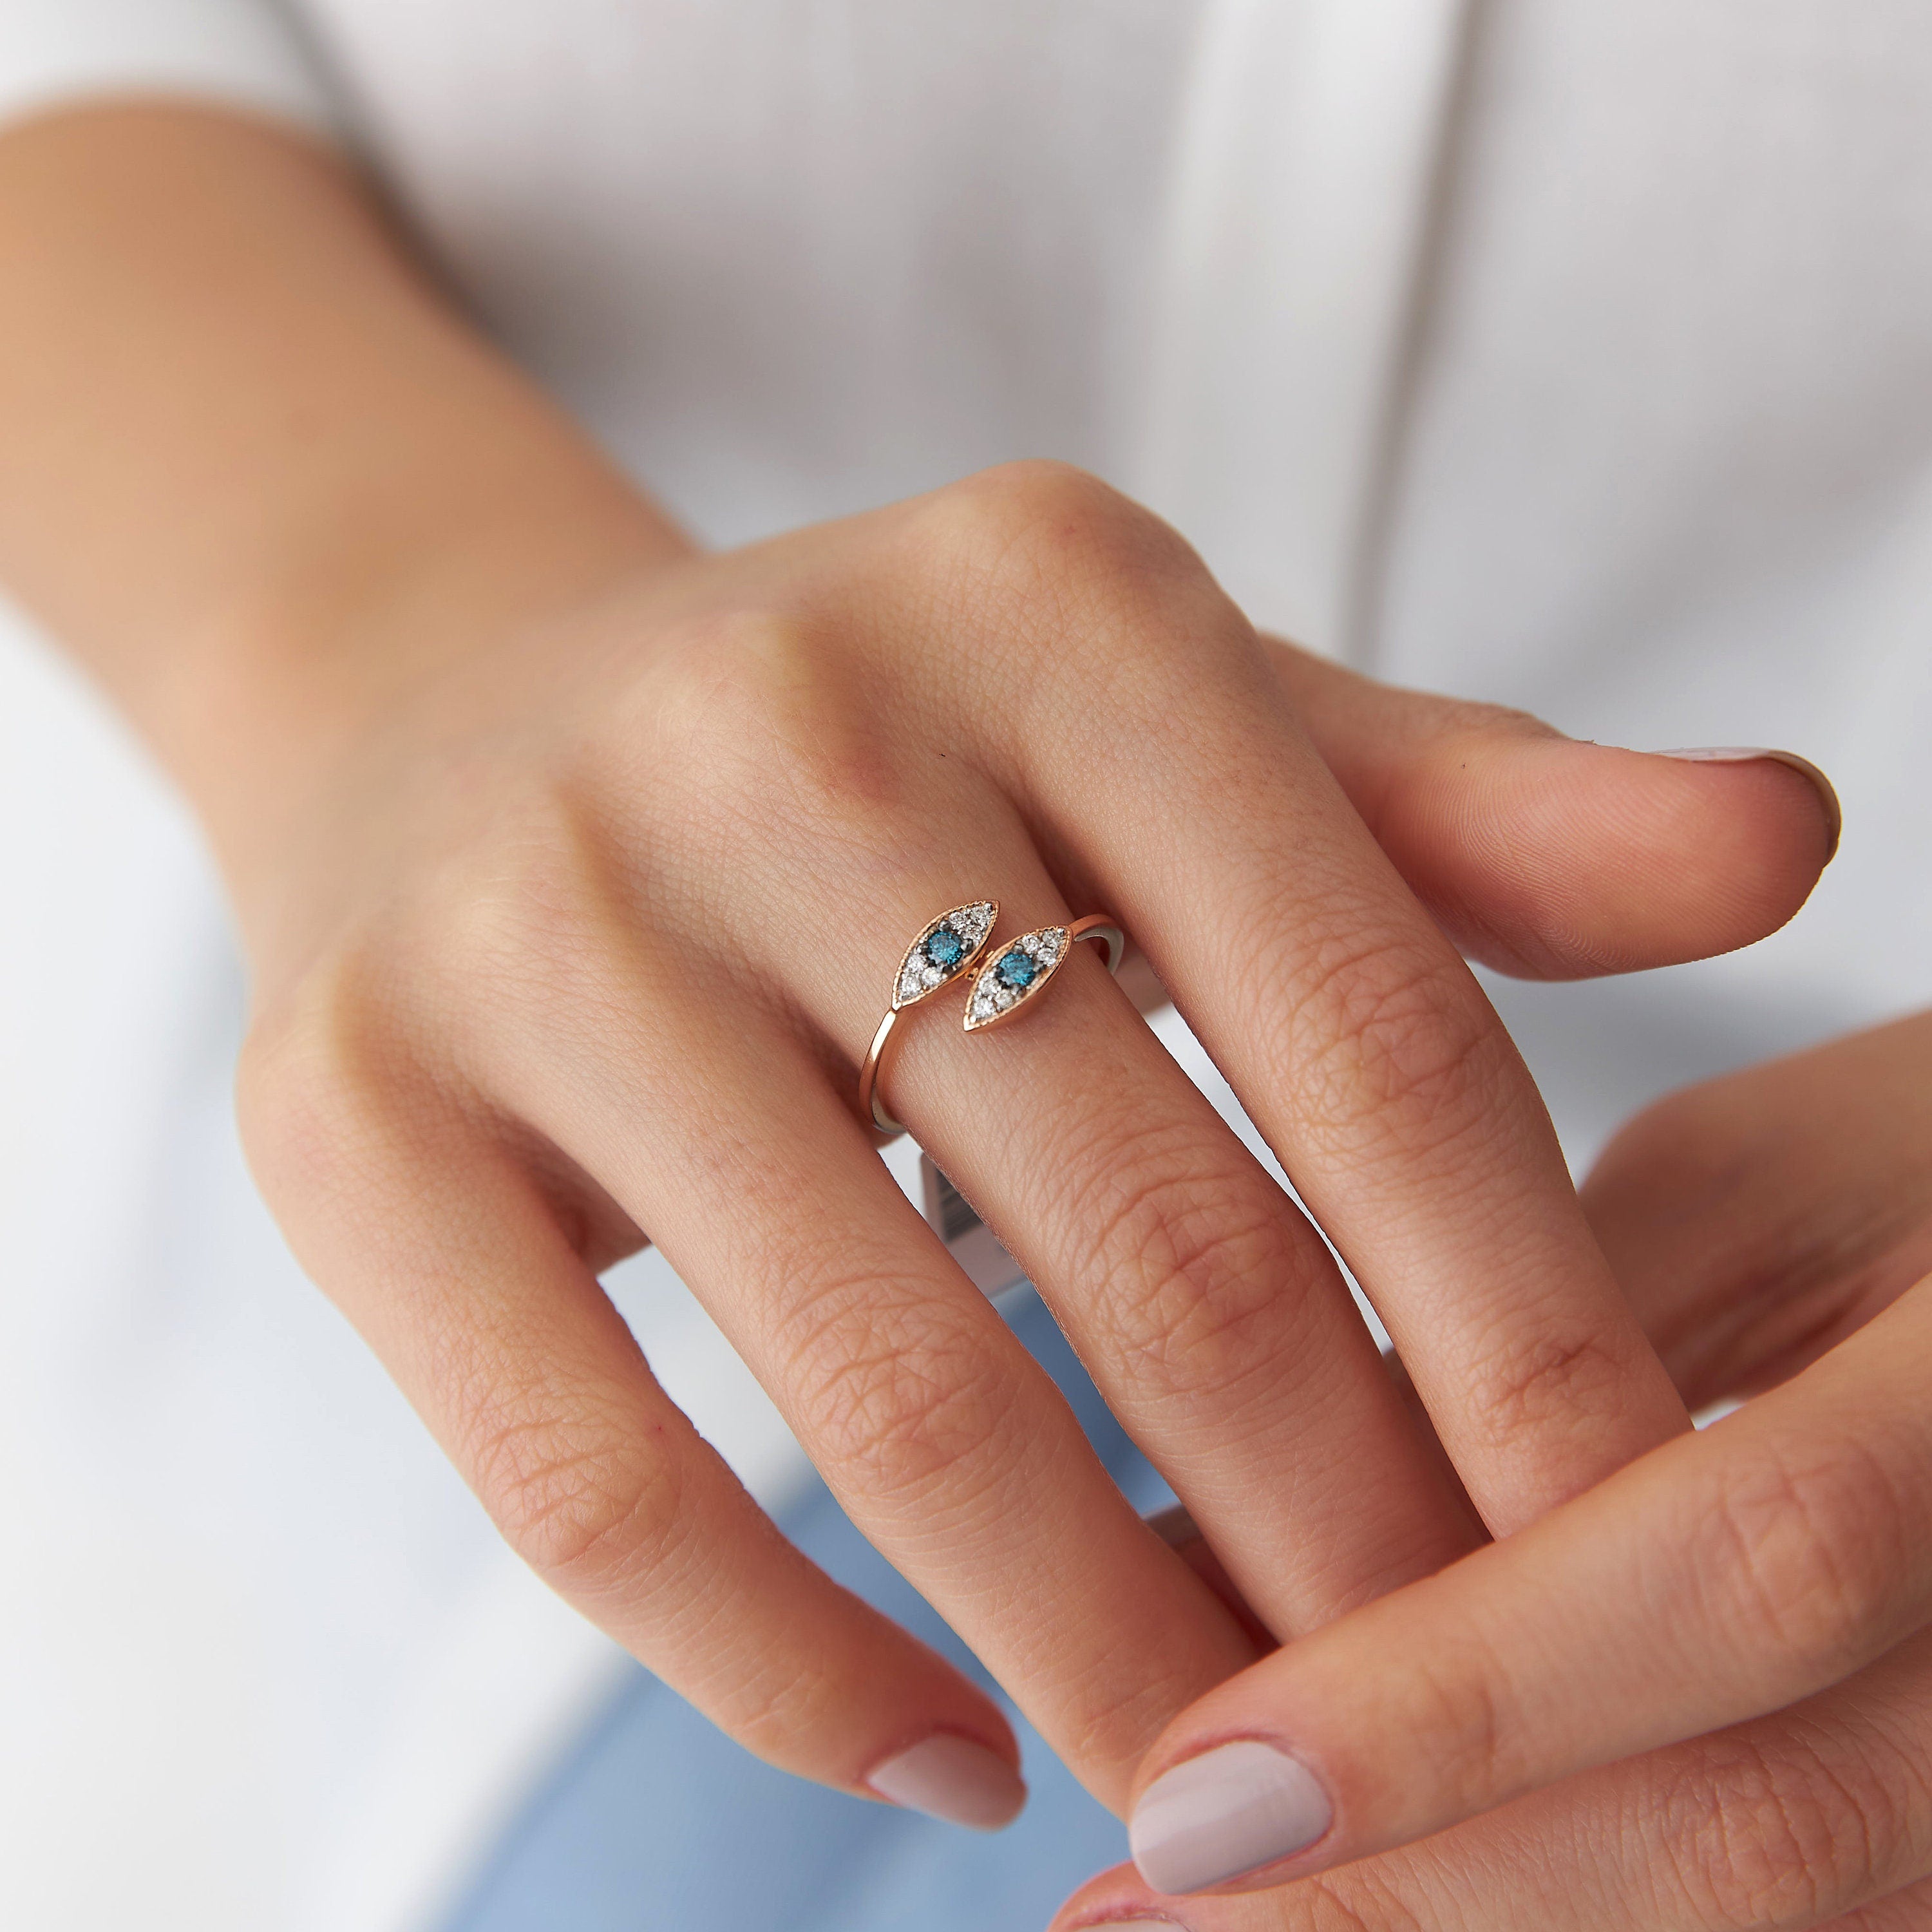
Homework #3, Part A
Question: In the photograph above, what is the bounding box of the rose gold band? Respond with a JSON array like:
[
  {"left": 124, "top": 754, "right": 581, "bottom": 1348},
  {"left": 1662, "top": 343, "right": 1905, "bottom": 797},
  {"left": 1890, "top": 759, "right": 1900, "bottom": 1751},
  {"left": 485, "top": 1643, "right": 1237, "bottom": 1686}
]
[
  {"left": 860, "top": 907, "right": 1126, "bottom": 1136},
  {"left": 858, "top": 1006, "right": 911, "bottom": 1135}
]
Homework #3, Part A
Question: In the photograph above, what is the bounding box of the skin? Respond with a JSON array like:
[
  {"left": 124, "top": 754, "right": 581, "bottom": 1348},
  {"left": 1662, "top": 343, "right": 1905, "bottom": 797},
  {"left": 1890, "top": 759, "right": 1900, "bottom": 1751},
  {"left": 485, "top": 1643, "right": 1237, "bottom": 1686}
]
[
  {"left": 1052, "top": 1013, "right": 1932, "bottom": 1930},
  {"left": 0, "top": 103, "right": 1835, "bottom": 1815}
]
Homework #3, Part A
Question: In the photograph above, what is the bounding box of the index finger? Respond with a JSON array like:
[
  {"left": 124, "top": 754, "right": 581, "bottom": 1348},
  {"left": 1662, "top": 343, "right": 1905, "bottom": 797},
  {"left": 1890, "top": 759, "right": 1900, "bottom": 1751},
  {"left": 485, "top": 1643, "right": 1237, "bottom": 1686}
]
[{"left": 962, "top": 467, "right": 1690, "bottom": 1533}]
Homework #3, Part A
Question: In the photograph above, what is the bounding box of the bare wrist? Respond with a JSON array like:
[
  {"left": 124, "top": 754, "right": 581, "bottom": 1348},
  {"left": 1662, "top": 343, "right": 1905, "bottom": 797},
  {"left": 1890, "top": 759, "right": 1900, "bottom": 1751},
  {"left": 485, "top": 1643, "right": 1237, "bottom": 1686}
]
[
  {"left": 0, "top": 104, "right": 692, "bottom": 902},
  {"left": 156, "top": 480, "right": 688, "bottom": 901}
]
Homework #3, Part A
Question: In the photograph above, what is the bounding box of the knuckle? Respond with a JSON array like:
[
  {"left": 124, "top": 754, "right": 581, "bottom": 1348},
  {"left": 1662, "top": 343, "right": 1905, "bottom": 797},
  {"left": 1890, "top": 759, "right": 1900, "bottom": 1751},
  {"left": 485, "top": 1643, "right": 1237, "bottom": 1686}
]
[
  {"left": 922, "top": 460, "right": 1208, "bottom": 629},
  {"left": 401, "top": 797, "right": 652, "bottom": 1049},
  {"left": 929, "top": 458, "right": 1137, "bottom": 558},
  {"left": 1665, "top": 1732, "right": 1903, "bottom": 1927},
  {"left": 1268, "top": 923, "right": 1501, "bottom": 1159},
  {"left": 442, "top": 795, "right": 607, "bottom": 966},
  {"left": 393, "top": 776, "right": 703, "bottom": 1054},
  {"left": 782, "top": 1278, "right": 1021, "bottom": 1502},
  {"left": 1361, "top": 695, "right": 1559, "bottom": 797},
  {"left": 236, "top": 955, "right": 427, "bottom": 1212},
  {"left": 1460, "top": 1321, "right": 1635, "bottom": 1443},
  {"left": 467, "top": 1389, "right": 687, "bottom": 1594},
  {"left": 1404, "top": 1620, "right": 1519, "bottom": 1794},
  {"left": 635, "top": 607, "right": 903, "bottom": 848},
  {"left": 1701, "top": 1439, "right": 1915, "bottom": 1685},
  {"left": 1054, "top": 1113, "right": 1311, "bottom": 1395}
]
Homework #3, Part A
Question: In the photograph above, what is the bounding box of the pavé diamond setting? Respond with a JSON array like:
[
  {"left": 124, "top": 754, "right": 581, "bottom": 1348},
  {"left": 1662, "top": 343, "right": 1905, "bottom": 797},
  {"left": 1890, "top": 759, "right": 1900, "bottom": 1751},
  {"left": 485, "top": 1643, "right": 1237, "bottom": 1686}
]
[
  {"left": 859, "top": 904, "right": 1125, "bottom": 1134},
  {"left": 860, "top": 898, "right": 1000, "bottom": 1135},
  {"left": 964, "top": 925, "right": 1068, "bottom": 1030},
  {"left": 893, "top": 902, "right": 998, "bottom": 1009}
]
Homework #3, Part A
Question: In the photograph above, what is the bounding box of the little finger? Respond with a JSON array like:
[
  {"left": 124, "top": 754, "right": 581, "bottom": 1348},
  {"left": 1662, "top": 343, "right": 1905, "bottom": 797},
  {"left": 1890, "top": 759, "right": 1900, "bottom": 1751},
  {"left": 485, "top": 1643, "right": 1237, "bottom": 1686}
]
[{"left": 238, "top": 1020, "right": 1030, "bottom": 1826}]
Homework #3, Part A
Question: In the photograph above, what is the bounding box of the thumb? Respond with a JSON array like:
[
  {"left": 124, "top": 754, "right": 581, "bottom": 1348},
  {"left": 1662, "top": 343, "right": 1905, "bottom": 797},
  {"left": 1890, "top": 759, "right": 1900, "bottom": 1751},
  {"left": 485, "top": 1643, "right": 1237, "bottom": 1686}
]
[
  {"left": 1267, "top": 636, "right": 1839, "bottom": 980},
  {"left": 1110, "top": 1281, "right": 1932, "bottom": 1901}
]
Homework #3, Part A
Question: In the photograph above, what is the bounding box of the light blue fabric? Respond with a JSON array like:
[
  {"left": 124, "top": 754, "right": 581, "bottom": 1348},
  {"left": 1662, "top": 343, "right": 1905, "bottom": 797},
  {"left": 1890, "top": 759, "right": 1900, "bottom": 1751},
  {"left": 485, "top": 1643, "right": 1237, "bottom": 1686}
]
[{"left": 439, "top": 1286, "right": 1173, "bottom": 1932}]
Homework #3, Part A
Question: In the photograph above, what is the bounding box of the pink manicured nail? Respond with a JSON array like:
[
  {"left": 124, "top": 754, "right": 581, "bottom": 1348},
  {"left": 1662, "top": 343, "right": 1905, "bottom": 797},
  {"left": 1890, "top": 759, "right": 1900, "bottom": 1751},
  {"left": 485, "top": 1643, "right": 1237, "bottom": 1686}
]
[
  {"left": 865, "top": 1733, "right": 1027, "bottom": 1830},
  {"left": 1656, "top": 746, "right": 1842, "bottom": 859},
  {"left": 1130, "top": 1740, "right": 1332, "bottom": 1894}
]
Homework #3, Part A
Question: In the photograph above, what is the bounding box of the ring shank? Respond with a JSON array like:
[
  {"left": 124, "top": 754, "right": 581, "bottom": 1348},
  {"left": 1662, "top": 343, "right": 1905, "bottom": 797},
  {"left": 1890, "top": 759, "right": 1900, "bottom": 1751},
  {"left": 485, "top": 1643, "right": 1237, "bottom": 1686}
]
[
  {"left": 858, "top": 1008, "right": 909, "bottom": 1135},
  {"left": 1063, "top": 914, "right": 1125, "bottom": 976}
]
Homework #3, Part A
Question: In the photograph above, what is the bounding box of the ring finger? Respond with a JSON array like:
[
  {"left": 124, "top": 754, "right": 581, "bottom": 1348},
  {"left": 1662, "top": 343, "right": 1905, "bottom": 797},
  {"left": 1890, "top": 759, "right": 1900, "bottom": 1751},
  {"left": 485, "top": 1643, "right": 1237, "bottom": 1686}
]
[
  {"left": 712, "top": 753, "right": 1485, "bottom": 1645},
  {"left": 843, "top": 855, "right": 1482, "bottom": 1638}
]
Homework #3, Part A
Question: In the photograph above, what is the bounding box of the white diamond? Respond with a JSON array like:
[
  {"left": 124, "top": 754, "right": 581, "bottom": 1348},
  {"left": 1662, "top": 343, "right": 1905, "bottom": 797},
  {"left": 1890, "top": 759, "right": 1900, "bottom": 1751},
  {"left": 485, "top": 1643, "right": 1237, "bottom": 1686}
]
[{"left": 952, "top": 902, "right": 994, "bottom": 943}]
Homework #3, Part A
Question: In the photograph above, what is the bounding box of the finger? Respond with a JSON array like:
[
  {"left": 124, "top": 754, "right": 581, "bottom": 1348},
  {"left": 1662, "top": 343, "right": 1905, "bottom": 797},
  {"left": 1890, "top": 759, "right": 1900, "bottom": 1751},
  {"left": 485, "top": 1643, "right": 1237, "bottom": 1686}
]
[
  {"left": 685, "top": 666, "right": 1490, "bottom": 1647},
  {"left": 1824, "top": 1875, "right": 1932, "bottom": 1932},
  {"left": 941, "top": 466, "right": 1689, "bottom": 1530},
  {"left": 463, "top": 930, "right": 1260, "bottom": 1808},
  {"left": 1582, "top": 1013, "right": 1932, "bottom": 1408},
  {"left": 1145, "top": 1506, "right": 1276, "bottom": 1652},
  {"left": 1051, "top": 1629, "right": 1932, "bottom": 1931},
  {"left": 875, "top": 875, "right": 1484, "bottom": 1638},
  {"left": 1262, "top": 634, "right": 1839, "bottom": 978},
  {"left": 610, "top": 610, "right": 1481, "bottom": 1654},
  {"left": 236, "top": 1005, "right": 1032, "bottom": 1830},
  {"left": 1114, "top": 1276, "right": 1932, "bottom": 1897}
]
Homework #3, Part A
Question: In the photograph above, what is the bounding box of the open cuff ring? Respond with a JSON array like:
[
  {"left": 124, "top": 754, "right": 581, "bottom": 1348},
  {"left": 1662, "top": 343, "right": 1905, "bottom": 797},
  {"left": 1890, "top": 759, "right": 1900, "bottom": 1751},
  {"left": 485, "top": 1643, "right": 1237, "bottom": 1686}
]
[
  {"left": 961, "top": 914, "right": 1124, "bottom": 1032},
  {"left": 858, "top": 904, "right": 1125, "bottom": 1135}
]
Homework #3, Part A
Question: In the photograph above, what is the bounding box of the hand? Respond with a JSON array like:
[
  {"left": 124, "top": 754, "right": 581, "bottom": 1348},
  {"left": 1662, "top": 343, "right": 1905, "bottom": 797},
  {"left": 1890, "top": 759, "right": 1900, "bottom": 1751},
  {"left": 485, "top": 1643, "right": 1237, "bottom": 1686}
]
[
  {"left": 232, "top": 466, "right": 1794, "bottom": 1818},
  {"left": 1053, "top": 1010, "right": 1932, "bottom": 1928},
  {"left": 0, "top": 107, "right": 1835, "bottom": 1828}
]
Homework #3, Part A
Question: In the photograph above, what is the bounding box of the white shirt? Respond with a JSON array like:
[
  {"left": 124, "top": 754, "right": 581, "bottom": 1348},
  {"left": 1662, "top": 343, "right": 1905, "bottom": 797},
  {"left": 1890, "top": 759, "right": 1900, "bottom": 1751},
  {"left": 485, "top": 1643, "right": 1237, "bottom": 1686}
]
[{"left": 1, "top": 3, "right": 1927, "bottom": 1926}]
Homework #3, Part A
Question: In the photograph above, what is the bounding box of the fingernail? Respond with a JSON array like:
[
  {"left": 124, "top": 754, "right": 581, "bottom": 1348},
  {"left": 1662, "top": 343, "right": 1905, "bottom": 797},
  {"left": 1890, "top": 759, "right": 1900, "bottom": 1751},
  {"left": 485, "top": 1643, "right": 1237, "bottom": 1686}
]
[
  {"left": 1656, "top": 747, "right": 1842, "bottom": 860},
  {"left": 865, "top": 1733, "right": 1027, "bottom": 1831},
  {"left": 1130, "top": 1740, "right": 1332, "bottom": 1894}
]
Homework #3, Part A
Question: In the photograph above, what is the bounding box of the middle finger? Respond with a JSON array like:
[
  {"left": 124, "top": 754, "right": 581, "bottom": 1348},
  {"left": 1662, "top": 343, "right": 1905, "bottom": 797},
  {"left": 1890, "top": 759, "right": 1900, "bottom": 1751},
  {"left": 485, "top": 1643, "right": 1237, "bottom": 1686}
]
[{"left": 938, "top": 468, "right": 1693, "bottom": 1532}]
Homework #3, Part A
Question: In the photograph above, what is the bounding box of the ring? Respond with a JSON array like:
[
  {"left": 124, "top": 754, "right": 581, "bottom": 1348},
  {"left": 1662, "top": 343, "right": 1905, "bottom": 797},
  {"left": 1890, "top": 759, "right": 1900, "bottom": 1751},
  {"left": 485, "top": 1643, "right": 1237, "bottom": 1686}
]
[
  {"left": 963, "top": 913, "right": 1124, "bottom": 1032},
  {"left": 858, "top": 900, "right": 999, "bottom": 1134}
]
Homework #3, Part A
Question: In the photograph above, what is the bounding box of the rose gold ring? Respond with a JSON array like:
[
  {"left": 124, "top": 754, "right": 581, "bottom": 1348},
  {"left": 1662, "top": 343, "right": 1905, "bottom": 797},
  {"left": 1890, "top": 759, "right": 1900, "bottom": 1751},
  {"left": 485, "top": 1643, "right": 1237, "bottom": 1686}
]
[
  {"left": 961, "top": 913, "right": 1124, "bottom": 1034},
  {"left": 859, "top": 901, "right": 999, "bottom": 1135}
]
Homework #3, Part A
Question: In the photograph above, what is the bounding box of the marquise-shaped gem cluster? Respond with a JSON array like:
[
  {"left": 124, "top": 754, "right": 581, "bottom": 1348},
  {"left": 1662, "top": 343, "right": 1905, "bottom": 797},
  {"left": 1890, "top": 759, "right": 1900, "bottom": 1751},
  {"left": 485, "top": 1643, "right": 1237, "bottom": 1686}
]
[
  {"left": 965, "top": 925, "right": 1068, "bottom": 1030},
  {"left": 893, "top": 900, "right": 998, "bottom": 1008}
]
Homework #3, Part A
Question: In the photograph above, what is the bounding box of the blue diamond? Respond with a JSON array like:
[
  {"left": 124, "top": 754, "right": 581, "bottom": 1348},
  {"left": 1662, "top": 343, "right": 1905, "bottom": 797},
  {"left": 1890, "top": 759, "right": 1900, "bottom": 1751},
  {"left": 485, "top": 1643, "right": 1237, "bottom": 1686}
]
[
  {"left": 925, "top": 927, "right": 967, "bottom": 969},
  {"left": 996, "top": 951, "right": 1037, "bottom": 989}
]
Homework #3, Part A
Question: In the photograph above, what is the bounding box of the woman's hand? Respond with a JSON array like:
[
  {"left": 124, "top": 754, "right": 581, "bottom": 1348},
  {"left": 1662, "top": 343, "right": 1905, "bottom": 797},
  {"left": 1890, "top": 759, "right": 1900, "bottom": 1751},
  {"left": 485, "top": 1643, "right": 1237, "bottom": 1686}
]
[
  {"left": 1054, "top": 1011, "right": 1932, "bottom": 1928},
  {"left": 0, "top": 105, "right": 1836, "bottom": 1824}
]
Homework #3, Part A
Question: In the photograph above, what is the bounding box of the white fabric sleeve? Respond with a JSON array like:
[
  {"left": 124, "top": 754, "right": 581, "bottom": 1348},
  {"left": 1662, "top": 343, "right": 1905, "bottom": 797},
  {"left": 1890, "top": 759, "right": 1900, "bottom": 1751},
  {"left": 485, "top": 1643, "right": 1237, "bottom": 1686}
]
[{"left": 0, "top": 0, "right": 339, "bottom": 140}]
